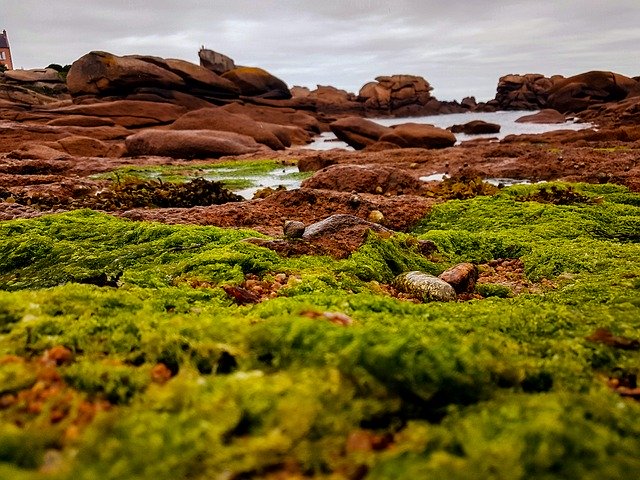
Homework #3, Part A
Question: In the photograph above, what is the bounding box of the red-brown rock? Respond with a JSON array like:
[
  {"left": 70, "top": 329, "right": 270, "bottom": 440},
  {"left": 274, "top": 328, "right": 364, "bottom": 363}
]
[
  {"left": 48, "top": 100, "right": 187, "bottom": 128},
  {"left": 301, "top": 164, "right": 424, "bottom": 195},
  {"left": 329, "top": 117, "right": 391, "bottom": 150},
  {"left": 222, "top": 67, "right": 291, "bottom": 100},
  {"left": 54, "top": 136, "right": 123, "bottom": 157},
  {"left": 439, "top": 263, "right": 478, "bottom": 293},
  {"left": 170, "top": 107, "right": 285, "bottom": 150},
  {"left": 220, "top": 102, "right": 320, "bottom": 133},
  {"left": 67, "top": 51, "right": 240, "bottom": 101},
  {"left": 547, "top": 71, "right": 640, "bottom": 113},
  {"left": 46, "top": 115, "right": 116, "bottom": 127},
  {"left": 448, "top": 120, "right": 501, "bottom": 134},
  {"left": 515, "top": 109, "right": 567, "bottom": 124},
  {"left": 125, "top": 129, "right": 261, "bottom": 158},
  {"left": 358, "top": 75, "right": 433, "bottom": 113},
  {"left": 380, "top": 123, "right": 456, "bottom": 149},
  {"left": 494, "top": 73, "right": 558, "bottom": 110},
  {"left": 67, "top": 51, "right": 186, "bottom": 96}
]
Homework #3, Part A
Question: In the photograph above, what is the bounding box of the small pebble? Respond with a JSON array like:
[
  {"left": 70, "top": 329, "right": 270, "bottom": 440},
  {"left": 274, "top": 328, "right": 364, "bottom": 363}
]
[
  {"left": 283, "top": 220, "right": 305, "bottom": 238},
  {"left": 368, "top": 210, "right": 384, "bottom": 223}
]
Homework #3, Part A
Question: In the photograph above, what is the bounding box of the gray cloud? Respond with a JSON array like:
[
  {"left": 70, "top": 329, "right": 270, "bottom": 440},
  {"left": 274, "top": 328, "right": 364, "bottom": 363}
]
[{"left": 4, "top": 0, "right": 639, "bottom": 100}]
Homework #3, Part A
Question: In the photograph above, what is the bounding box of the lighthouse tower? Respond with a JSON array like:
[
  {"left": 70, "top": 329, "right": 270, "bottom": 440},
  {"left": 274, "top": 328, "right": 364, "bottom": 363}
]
[{"left": 0, "top": 30, "right": 14, "bottom": 70}]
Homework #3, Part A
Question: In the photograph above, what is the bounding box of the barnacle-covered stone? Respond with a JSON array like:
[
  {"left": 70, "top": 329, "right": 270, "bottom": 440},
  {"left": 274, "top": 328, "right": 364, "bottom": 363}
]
[{"left": 393, "top": 271, "right": 457, "bottom": 302}]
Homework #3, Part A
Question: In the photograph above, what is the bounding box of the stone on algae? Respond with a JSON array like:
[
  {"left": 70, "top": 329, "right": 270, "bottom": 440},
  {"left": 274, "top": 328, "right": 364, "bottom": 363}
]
[{"left": 393, "top": 271, "right": 457, "bottom": 302}]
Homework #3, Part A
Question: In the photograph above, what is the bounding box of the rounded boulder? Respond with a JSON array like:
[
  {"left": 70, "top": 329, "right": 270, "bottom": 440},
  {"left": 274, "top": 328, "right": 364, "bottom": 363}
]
[
  {"left": 125, "top": 129, "right": 261, "bottom": 158},
  {"left": 222, "top": 66, "right": 291, "bottom": 99}
]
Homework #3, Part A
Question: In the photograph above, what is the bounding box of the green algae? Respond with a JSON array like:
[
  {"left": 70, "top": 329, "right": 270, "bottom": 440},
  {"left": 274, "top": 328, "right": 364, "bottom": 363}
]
[
  {"left": 94, "top": 159, "right": 313, "bottom": 197},
  {"left": 0, "top": 182, "right": 639, "bottom": 478}
]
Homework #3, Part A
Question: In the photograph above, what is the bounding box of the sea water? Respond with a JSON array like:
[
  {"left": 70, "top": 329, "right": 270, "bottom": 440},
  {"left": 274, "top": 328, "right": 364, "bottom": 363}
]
[{"left": 305, "top": 110, "right": 591, "bottom": 150}]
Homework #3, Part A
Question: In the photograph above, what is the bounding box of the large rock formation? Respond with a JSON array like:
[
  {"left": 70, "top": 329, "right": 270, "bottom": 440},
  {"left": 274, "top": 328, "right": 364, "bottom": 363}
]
[
  {"left": 547, "top": 71, "right": 640, "bottom": 113},
  {"left": 66, "top": 51, "right": 239, "bottom": 102},
  {"left": 329, "top": 116, "right": 455, "bottom": 150},
  {"left": 358, "top": 75, "right": 434, "bottom": 114},
  {"left": 293, "top": 75, "right": 468, "bottom": 117},
  {"left": 494, "top": 73, "right": 560, "bottom": 110},
  {"left": 493, "top": 70, "right": 640, "bottom": 114}
]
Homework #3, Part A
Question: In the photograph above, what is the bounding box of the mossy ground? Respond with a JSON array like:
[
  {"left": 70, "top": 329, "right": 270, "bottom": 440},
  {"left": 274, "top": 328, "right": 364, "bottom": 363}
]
[{"left": 0, "top": 182, "right": 639, "bottom": 479}]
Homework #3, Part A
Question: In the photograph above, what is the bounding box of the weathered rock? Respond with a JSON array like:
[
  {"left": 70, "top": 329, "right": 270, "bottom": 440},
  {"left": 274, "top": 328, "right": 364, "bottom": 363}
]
[
  {"left": 125, "top": 129, "right": 261, "bottom": 158},
  {"left": 578, "top": 95, "right": 640, "bottom": 127},
  {"left": 515, "top": 109, "right": 567, "bottom": 124},
  {"left": 303, "top": 214, "right": 390, "bottom": 239},
  {"left": 300, "top": 214, "right": 392, "bottom": 258},
  {"left": 67, "top": 51, "right": 239, "bottom": 100},
  {"left": 129, "top": 56, "right": 240, "bottom": 99},
  {"left": 362, "top": 141, "right": 403, "bottom": 152},
  {"left": 222, "top": 67, "right": 291, "bottom": 99},
  {"left": 547, "top": 71, "right": 640, "bottom": 113},
  {"left": 329, "top": 117, "right": 391, "bottom": 150},
  {"left": 7, "top": 143, "right": 72, "bottom": 161},
  {"left": 170, "top": 107, "right": 285, "bottom": 150},
  {"left": 4, "top": 68, "right": 62, "bottom": 83},
  {"left": 380, "top": 123, "right": 456, "bottom": 149},
  {"left": 54, "top": 135, "right": 123, "bottom": 158},
  {"left": 111, "top": 88, "right": 216, "bottom": 110},
  {"left": 283, "top": 220, "right": 305, "bottom": 238},
  {"left": 393, "top": 271, "right": 457, "bottom": 302},
  {"left": 47, "top": 100, "right": 187, "bottom": 128},
  {"left": 494, "top": 73, "right": 558, "bottom": 110},
  {"left": 461, "top": 96, "right": 477, "bottom": 109},
  {"left": 246, "top": 212, "right": 394, "bottom": 259},
  {"left": 220, "top": 102, "right": 320, "bottom": 133},
  {"left": 46, "top": 115, "right": 116, "bottom": 127},
  {"left": 198, "top": 48, "right": 236, "bottom": 75},
  {"left": 358, "top": 75, "right": 433, "bottom": 113},
  {"left": 290, "top": 86, "right": 311, "bottom": 98},
  {"left": 448, "top": 120, "right": 501, "bottom": 135},
  {"left": 301, "top": 164, "right": 424, "bottom": 195},
  {"left": 274, "top": 124, "right": 312, "bottom": 146},
  {"left": 67, "top": 51, "right": 186, "bottom": 96},
  {"left": 438, "top": 263, "right": 478, "bottom": 294},
  {"left": 0, "top": 83, "right": 64, "bottom": 105},
  {"left": 308, "top": 85, "right": 364, "bottom": 114},
  {"left": 297, "top": 155, "right": 338, "bottom": 172},
  {"left": 119, "top": 187, "right": 434, "bottom": 237}
]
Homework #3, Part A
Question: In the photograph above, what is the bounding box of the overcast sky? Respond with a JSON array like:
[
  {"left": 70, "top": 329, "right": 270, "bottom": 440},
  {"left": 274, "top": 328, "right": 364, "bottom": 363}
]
[{"left": 3, "top": 1, "right": 639, "bottom": 100}]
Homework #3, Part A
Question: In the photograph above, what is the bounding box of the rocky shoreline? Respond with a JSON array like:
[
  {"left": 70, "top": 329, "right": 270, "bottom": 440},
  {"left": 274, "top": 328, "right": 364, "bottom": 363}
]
[{"left": 1, "top": 48, "right": 640, "bottom": 229}]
